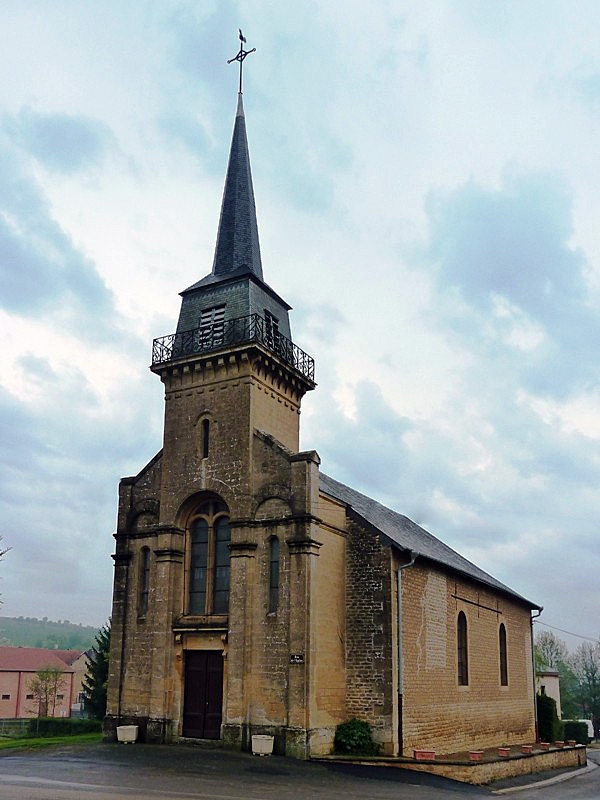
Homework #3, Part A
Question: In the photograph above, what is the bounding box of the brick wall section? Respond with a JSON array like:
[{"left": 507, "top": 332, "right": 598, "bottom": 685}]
[
  {"left": 401, "top": 562, "right": 536, "bottom": 755},
  {"left": 345, "top": 520, "right": 394, "bottom": 744}
]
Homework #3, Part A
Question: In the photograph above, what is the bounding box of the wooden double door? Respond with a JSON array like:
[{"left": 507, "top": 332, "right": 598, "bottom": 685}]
[{"left": 182, "top": 650, "right": 223, "bottom": 739}]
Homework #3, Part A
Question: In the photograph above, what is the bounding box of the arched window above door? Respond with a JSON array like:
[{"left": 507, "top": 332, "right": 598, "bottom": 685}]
[{"left": 188, "top": 498, "right": 230, "bottom": 616}]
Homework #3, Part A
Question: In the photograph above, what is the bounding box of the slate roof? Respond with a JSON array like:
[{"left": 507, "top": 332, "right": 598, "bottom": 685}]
[
  {"left": 319, "top": 472, "right": 540, "bottom": 609},
  {"left": 210, "top": 92, "right": 263, "bottom": 281},
  {"left": 0, "top": 647, "right": 76, "bottom": 672}
]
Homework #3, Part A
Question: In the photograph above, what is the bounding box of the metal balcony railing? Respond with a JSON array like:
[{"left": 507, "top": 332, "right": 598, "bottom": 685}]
[{"left": 152, "top": 313, "right": 315, "bottom": 383}]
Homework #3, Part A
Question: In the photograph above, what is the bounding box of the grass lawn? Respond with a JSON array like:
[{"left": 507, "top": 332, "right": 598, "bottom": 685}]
[{"left": 0, "top": 732, "right": 102, "bottom": 750}]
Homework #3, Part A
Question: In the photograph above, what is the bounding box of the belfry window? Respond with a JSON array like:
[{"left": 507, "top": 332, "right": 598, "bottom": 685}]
[
  {"left": 199, "top": 305, "right": 225, "bottom": 347},
  {"left": 188, "top": 499, "right": 230, "bottom": 615},
  {"left": 268, "top": 537, "right": 280, "bottom": 613},
  {"left": 138, "top": 546, "right": 151, "bottom": 617},
  {"left": 457, "top": 611, "right": 469, "bottom": 686},
  {"left": 499, "top": 623, "right": 508, "bottom": 686}
]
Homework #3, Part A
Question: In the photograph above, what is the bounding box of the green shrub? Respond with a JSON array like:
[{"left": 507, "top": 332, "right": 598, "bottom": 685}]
[
  {"left": 563, "top": 721, "right": 589, "bottom": 745},
  {"left": 334, "top": 718, "right": 380, "bottom": 756},
  {"left": 536, "top": 693, "right": 563, "bottom": 742},
  {"left": 27, "top": 718, "right": 102, "bottom": 737}
]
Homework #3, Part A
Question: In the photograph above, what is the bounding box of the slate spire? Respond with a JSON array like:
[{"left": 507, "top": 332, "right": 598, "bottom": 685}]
[{"left": 211, "top": 93, "right": 263, "bottom": 280}]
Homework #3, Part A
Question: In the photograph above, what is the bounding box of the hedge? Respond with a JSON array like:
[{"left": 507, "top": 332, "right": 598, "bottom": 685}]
[
  {"left": 536, "top": 693, "right": 563, "bottom": 743},
  {"left": 563, "top": 721, "right": 590, "bottom": 745},
  {"left": 27, "top": 717, "right": 102, "bottom": 737}
]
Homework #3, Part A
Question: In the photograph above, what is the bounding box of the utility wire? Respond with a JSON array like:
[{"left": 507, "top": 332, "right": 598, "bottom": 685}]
[{"left": 533, "top": 619, "right": 598, "bottom": 643}]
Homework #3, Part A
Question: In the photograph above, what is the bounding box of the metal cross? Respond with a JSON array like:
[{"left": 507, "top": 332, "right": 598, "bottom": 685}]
[{"left": 227, "top": 29, "right": 256, "bottom": 94}]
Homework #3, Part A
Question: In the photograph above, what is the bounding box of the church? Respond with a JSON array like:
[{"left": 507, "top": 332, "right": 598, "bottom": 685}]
[{"left": 105, "top": 61, "right": 541, "bottom": 758}]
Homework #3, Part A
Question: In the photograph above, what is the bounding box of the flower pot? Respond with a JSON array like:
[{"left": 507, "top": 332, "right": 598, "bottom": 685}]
[
  {"left": 554, "top": 740, "right": 564, "bottom": 749},
  {"left": 116, "top": 725, "right": 138, "bottom": 744},
  {"left": 413, "top": 749, "right": 436, "bottom": 761},
  {"left": 521, "top": 745, "right": 533, "bottom": 754},
  {"left": 498, "top": 747, "right": 510, "bottom": 758},
  {"left": 469, "top": 751, "right": 484, "bottom": 761},
  {"left": 252, "top": 734, "right": 274, "bottom": 756},
  {"left": 539, "top": 742, "right": 550, "bottom": 750}
]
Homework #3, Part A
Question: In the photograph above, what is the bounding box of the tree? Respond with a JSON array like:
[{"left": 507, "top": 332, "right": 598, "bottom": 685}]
[
  {"left": 535, "top": 630, "right": 569, "bottom": 670},
  {"left": 28, "top": 666, "right": 66, "bottom": 717},
  {"left": 82, "top": 622, "right": 111, "bottom": 719},
  {"left": 569, "top": 641, "right": 600, "bottom": 734},
  {"left": 534, "top": 630, "right": 580, "bottom": 719},
  {"left": 0, "top": 537, "right": 10, "bottom": 604}
]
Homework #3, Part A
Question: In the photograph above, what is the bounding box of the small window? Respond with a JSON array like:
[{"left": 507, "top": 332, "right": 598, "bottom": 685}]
[
  {"left": 57, "top": 694, "right": 64, "bottom": 700},
  {"left": 202, "top": 418, "right": 210, "bottom": 459},
  {"left": 138, "top": 546, "right": 151, "bottom": 617},
  {"left": 457, "top": 611, "right": 469, "bottom": 686},
  {"left": 499, "top": 623, "right": 508, "bottom": 686},
  {"left": 268, "top": 537, "right": 280, "bottom": 613},
  {"left": 26, "top": 694, "right": 34, "bottom": 700},
  {"left": 1, "top": 694, "right": 10, "bottom": 700}
]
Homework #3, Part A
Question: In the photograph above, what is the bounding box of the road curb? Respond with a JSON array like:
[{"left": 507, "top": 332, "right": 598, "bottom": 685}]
[{"left": 492, "top": 758, "right": 598, "bottom": 794}]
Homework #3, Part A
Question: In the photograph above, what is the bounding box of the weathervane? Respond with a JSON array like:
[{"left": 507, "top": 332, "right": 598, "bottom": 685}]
[{"left": 227, "top": 29, "right": 256, "bottom": 94}]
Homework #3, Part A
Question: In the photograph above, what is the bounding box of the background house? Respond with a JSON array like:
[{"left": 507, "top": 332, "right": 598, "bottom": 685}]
[{"left": 0, "top": 646, "right": 78, "bottom": 718}]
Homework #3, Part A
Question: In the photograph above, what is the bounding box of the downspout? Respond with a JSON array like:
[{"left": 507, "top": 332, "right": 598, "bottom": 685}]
[
  {"left": 530, "top": 607, "right": 543, "bottom": 741},
  {"left": 396, "top": 550, "right": 417, "bottom": 755}
]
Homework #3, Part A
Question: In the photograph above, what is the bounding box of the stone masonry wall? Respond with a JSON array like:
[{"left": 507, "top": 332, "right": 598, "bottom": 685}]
[{"left": 345, "top": 519, "right": 394, "bottom": 748}]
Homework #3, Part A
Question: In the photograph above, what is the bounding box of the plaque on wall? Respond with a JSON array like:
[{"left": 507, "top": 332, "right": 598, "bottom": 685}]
[{"left": 289, "top": 653, "right": 305, "bottom": 664}]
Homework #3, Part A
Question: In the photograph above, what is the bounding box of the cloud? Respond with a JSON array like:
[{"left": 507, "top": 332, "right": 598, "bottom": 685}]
[
  {"left": 4, "top": 107, "right": 114, "bottom": 174},
  {"left": 0, "top": 149, "right": 118, "bottom": 340},
  {"left": 421, "top": 171, "right": 600, "bottom": 399}
]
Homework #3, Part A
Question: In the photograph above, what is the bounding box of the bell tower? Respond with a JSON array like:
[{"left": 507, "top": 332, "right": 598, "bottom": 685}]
[{"left": 150, "top": 88, "right": 315, "bottom": 523}]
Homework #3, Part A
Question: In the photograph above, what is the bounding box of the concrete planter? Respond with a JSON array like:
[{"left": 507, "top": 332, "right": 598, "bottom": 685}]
[
  {"left": 567, "top": 740, "right": 576, "bottom": 747},
  {"left": 469, "top": 751, "right": 484, "bottom": 761},
  {"left": 521, "top": 745, "right": 533, "bottom": 754},
  {"left": 539, "top": 742, "right": 550, "bottom": 750},
  {"left": 116, "top": 725, "right": 138, "bottom": 744},
  {"left": 554, "top": 740, "right": 565, "bottom": 749},
  {"left": 497, "top": 747, "right": 511, "bottom": 758},
  {"left": 251, "top": 735, "right": 274, "bottom": 756}
]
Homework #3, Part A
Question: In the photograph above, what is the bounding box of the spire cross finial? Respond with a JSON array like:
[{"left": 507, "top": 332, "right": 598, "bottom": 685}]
[{"left": 227, "top": 29, "right": 256, "bottom": 94}]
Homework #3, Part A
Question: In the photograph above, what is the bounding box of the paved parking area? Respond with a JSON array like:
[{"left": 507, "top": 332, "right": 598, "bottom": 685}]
[{"left": 0, "top": 741, "right": 491, "bottom": 799}]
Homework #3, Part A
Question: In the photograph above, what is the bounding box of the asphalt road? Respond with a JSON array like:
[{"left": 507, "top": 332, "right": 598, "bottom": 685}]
[{"left": 0, "top": 742, "right": 598, "bottom": 800}]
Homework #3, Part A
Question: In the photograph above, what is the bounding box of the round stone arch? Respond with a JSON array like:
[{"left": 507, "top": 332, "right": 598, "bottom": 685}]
[
  {"left": 126, "top": 498, "right": 160, "bottom": 533},
  {"left": 254, "top": 496, "right": 293, "bottom": 521}
]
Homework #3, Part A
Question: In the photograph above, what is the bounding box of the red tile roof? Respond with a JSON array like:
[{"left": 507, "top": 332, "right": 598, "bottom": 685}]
[{"left": 0, "top": 647, "right": 75, "bottom": 672}]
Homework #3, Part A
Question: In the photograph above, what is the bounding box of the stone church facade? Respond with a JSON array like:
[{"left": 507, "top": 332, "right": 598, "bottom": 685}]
[{"left": 105, "top": 91, "right": 541, "bottom": 758}]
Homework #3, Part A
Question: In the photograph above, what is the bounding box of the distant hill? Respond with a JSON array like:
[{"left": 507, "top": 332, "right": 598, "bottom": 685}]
[{"left": 0, "top": 616, "right": 99, "bottom": 650}]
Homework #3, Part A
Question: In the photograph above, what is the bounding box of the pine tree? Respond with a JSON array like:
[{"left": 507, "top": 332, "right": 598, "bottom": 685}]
[{"left": 82, "top": 622, "right": 111, "bottom": 719}]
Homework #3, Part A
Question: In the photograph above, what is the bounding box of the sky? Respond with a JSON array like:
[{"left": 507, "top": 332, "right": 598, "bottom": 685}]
[{"left": 0, "top": 1, "right": 599, "bottom": 650}]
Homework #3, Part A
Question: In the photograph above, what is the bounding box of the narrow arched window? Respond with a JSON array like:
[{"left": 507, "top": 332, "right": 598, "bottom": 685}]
[
  {"left": 138, "top": 547, "right": 151, "bottom": 617},
  {"left": 202, "top": 419, "right": 210, "bottom": 459},
  {"left": 268, "top": 537, "right": 280, "bottom": 613},
  {"left": 187, "top": 498, "right": 230, "bottom": 616},
  {"left": 499, "top": 623, "right": 508, "bottom": 686},
  {"left": 212, "top": 517, "right": 231, "bottom": 614},
  {"left": 189, "top": 519, "right": 209, "bottom": 614},
  {"left": 457, "top": 611, "right": 469, "bottom": 685}
]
